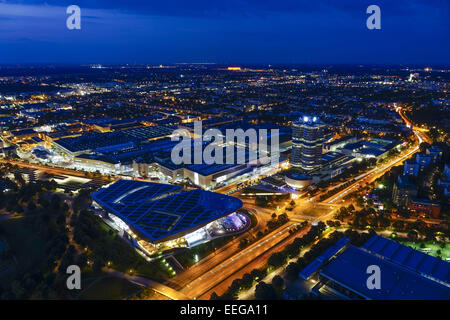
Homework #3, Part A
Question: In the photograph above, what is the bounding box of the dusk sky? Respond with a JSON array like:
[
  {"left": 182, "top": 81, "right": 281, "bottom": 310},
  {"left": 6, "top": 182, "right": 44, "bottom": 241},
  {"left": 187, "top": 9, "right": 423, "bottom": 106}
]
[{"left": 1, "top": 0, "right": 449, "bottom": 65}]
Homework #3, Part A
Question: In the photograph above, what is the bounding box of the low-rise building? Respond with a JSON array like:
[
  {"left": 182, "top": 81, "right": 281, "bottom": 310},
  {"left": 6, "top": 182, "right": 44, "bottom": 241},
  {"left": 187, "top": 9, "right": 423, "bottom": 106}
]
[{"left": 407, "top": 198, "right": 441, "bottom": 218}]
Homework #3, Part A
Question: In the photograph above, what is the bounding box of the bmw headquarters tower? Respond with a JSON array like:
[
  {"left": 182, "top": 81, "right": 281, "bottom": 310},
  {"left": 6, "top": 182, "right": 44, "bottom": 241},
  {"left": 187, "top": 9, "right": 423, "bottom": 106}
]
[{"left": 291, "top": 116, "right": 325, "bottom": 171}]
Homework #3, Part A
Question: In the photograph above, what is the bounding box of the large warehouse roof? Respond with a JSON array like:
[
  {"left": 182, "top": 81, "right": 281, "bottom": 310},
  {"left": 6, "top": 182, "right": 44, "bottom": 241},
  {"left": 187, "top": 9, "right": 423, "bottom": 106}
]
[
  {"left": 54, "top": 126, "right": 172, "bottom": 153},
  {"left": 320, "top": 238, "right": 450, "bottom": 300},
  {"left": 91, "top": 180, "right": 243, "bottom": 243}
]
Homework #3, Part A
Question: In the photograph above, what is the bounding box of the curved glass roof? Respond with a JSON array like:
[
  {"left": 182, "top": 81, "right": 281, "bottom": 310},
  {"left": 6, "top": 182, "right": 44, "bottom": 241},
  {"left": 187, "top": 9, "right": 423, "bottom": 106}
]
[{"left": 91, "top": 180, "right": 243, "bottom": 243}]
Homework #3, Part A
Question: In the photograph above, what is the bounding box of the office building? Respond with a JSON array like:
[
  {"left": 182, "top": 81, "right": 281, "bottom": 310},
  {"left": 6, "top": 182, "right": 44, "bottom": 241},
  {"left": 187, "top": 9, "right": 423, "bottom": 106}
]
[{"left": 291, "top": 116, "right": 325, "bottom": 170}]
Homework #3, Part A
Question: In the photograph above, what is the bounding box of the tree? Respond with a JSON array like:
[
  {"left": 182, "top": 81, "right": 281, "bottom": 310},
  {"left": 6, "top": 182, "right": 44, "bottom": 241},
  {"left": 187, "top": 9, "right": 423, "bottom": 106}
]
[
  {"left": 254, "top": 282, "right": 277, "bottom": 300},
  {"left": 271, "top": 275, "right": 285, "bottom": 292},
  {"left": 250, "top": 268, "right": 266, "bottom": 282},
  {"left": 356, "top": 197, "right": 365, "bottom": 207},
  {"left": 241, "top": 273, "right": 253, "bottom": 289},
  {"left": 285, "top": 262, "right": 300, "bottom": 280},
  {"left": 14, "top": 172, "right": 25, "bottom": 187},
  {"left": 285, "top": 243, "right": 300, "bottom": 258},
  {"left": 407, "top": 230, "right": 419, "bottom": 242},
  {"left": 228, "top": 279, "right": 242, "bottom": 297},
  {"left": 268, "top": 252, "right": 286, "bottom": 269},
  {"left": 210, "top": 292, "right": 219, "bottom": 300},
  {"left": 277, "top": 213, "right": 289, "bottom": 225}
]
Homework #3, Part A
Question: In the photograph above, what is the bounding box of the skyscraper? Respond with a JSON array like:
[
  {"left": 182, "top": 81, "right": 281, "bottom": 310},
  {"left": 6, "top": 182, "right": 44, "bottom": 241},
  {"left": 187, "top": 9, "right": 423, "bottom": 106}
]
[{"left": 291, "top": 116, "right": 325, "bottom": 170}]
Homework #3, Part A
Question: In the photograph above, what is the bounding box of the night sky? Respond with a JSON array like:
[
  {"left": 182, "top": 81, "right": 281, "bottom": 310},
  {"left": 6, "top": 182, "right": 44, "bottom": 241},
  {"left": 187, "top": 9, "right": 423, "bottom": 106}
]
[{"left": 1, "top": 0, "right": 449, "bottom": 65}]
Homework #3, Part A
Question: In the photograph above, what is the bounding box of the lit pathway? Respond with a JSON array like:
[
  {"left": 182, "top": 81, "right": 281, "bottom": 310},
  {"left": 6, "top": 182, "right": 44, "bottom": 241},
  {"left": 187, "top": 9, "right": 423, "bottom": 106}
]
[{"left": 103, "top": 268, "right": 191, "bottom": 300}]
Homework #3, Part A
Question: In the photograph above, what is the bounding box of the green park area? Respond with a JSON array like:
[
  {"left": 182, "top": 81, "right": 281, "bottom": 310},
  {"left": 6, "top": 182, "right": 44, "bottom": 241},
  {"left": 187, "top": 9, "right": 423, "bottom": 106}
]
[
  {"left": 0, "top": 217, "right": 47, "bottom": 284},
  {"left": 78, "top": 276, "right": 142, "bottom": 300},
  {"left": 400, "top": 240, "right": 450, "bottom": 261}
]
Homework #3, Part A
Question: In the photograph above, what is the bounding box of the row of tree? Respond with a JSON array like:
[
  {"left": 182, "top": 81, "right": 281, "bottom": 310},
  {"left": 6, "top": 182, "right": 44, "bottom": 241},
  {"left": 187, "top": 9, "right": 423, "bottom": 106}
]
[{"left": 211, "top": 222, "right": 327, "bottom": 300}]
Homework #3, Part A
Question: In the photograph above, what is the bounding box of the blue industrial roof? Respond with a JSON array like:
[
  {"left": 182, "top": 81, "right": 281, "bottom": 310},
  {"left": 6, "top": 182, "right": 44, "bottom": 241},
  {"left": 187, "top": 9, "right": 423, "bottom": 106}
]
[
  {"left": 91, "top": 180, "right": 243, "bottom": 243},
  {"left": 156, "top": 142, "right": 251, "bottom": 176},
  {"left": 55, "top": 131, "right": 133, "bottom": 153},
  {"left": 55, "top": 126, "right": 172, "bottom": 153},
  {"left": 320, "top": 245, "right": 450, "bottom": 300},
  {"left": 299, "top": 237, "right": 350, "bottom": 280},
  {"left": 362, "top": 235, "right": 450, "bottom": 285},
  {"left": 299, "top": 259, "right": 323, "bottom": 280}
]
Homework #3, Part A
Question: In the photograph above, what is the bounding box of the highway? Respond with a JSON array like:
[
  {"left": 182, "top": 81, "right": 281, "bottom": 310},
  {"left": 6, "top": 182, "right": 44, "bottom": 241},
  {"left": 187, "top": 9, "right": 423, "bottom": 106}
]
[
  {"left": 197, "top": 224, "right": 312, "bottom": 300},
  {"left": 178, "top": 222, "right": 302, "bottom": 299},
  {"left": 326, "top": 140, "right": 420, "bottom": 204},
  {"left": 0, "top": 158, "right": 108, "bottom": 180},
  {"left": 320, "top": 106, "right": 430, "bottom": 205},
  {"left": 165, "top": 208, "right": 268, "bottom": 290}
]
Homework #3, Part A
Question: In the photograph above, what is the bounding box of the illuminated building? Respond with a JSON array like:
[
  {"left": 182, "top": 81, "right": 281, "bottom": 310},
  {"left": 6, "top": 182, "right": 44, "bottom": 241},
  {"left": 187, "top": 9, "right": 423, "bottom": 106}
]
[
  {"left": 291, "top": 116, "right": 325, "bottom": 170},
  {"left": 91, "top": 180, "right": 247, "bottom": 256},
  {"left": 284, "top": 172, "right": 313, "bottom": 189}
]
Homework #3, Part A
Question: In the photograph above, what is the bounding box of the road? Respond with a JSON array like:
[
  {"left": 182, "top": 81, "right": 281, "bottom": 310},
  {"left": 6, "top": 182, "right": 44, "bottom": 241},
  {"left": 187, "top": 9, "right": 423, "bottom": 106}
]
[
  {"left": 0, "top": 158, "right": 107, "bottom": 180},
  {"left": 178, "top": 222, "right": 302, "bottom": 299},
  {"left": 319, "top": 108, "right": 430, "bottom": 206},
  {"left": 165, "top": 207, "right": 268, "bottom": 290},
  {"left": 326, "top": 142, "right": 420, "bottom": 204},
  {"left": 197, "top": 224, "right": 312, "bottom": 300}
]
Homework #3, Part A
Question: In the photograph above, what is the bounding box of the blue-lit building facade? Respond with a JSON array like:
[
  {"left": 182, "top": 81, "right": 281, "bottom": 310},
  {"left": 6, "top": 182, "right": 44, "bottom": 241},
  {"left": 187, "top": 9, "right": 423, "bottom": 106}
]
[{"left": 291, "top": 116, "right": 325, "bottom": 171}]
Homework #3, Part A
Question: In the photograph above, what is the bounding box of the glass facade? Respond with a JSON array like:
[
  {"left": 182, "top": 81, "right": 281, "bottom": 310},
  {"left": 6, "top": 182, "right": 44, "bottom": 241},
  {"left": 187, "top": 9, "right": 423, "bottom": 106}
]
[{"left": 291, "top": 117, "right": 325, "bottom": 170}]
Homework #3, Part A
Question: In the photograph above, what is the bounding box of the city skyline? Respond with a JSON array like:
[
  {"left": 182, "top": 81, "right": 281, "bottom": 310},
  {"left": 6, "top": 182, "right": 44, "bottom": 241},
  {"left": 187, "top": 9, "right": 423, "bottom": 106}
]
[{"left": 0, "top": 0, "right": 448, "bottom": 306}]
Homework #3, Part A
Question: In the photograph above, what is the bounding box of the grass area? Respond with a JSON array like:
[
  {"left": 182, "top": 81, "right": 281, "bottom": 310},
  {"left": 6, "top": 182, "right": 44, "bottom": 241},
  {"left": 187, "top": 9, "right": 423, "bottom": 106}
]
[
  {"left": 98, "top": 220, "right": 115, "bottom": 234},
  {"left": 132, "top": 259, "right": 171, "bottom": 280},
  {"left": 79, "top": 276, "right": 142, "bottom": 300},
  {"left": 0, "top": 217, "right": 47, "bottom": 284},
  {"left": 399, "top": 240, "right": 450, "bottom": 260}
]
